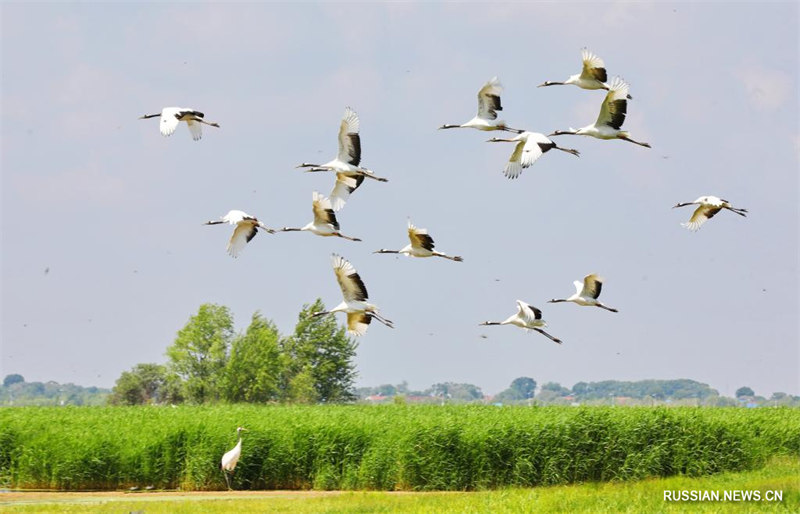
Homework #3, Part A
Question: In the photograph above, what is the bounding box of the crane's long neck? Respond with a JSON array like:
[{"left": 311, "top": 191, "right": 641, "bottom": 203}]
[
  {"left": 374, "top": 249, "right": 400, "bottom": 254},
  {"left": 479, "top": 321, "right": 502, "bottom": 326},
  {"left": 549, "top": 298, "right": 567, "bottom": 303},
  {"left": 279, "top": 227, "right": 304, "bottom": 232},
  {"left": 140, "top": 113, "right": 161, "bottom": 119},
  {"left": 438, "top": 124, "right": 465, "bottom": 130}
]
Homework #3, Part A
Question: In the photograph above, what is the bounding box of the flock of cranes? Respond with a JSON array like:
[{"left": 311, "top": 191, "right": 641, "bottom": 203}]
[{"left": 140, "top": 47, "right": 749, "bottom": 488}]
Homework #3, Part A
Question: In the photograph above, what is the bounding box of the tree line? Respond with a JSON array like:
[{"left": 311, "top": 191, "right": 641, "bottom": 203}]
[{"left": 108, "top": 300, "right": 357, "bottom": 405}]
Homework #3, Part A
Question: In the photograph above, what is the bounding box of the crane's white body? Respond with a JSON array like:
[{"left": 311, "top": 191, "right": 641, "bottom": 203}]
[
  {"left": 549, "top": 274, "right": 618, "bottom": 312},
  {"left": 673, "top": 195, "right": 748, "bottom": 231},
  {"left": 539, "top": 49, "right": 632, "bottom": 97},
  {"left": 374, "top": 220, "right": 463, "bottom": 261},
  {"left": 313, "top": 254, "right": 393, "bottom": 336},
  {"left": 297, "top": 107, "right": 387, "bottom": 211},
  {"left": 140, "top": 107, "right": 220, "bottom": 141},
  {"left": 480, "top": 300, "right": 562, "bottom": 344},
  {"left": 550, "top": 78, "right": 649, "bottom": 147},
  {"left": 487, "top": 131, "right": 579, "bottom": 179},
  {"left": 279, "top": 192, "right": 361, "bottom": 241},
  {"left": 439, "top": 77, "right": 522, "bottom": 133},
  {"left": 220, "top": 427, "right": 246, "bottom": 490},
  {"left": 205, "top": 210, "right": 275, "bottom": 258}
]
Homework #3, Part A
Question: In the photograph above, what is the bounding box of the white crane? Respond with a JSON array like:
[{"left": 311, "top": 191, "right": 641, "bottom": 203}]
[
  {"left": 204, "top": 210, "right": 275, "bottom": 258},
  {"left": 220, "top": 427, "right": 247, "bottom": 490},
  {"left": 486, "top": 131, "right": 580, "bottom": 179},
  {"left": 549, "top": 78, "right": 650, "bottom": 148},
  {"left": 139, "top": 107, "right": 219, "bottom": 141},
  {"left": 279, "top": 192, "right": 362, "bottom": 241},
  {"left": 672, "top": 196, "right": 748, "bottom": 231},
  {"left": 374, "top": 220, "right": 463, "bottom": 261},
  {"left": 539, "top": 48, "right": 633, "bottom": 99},
  {"left": 312, "top": 254, "right": 393, "bottom": 336},
  {"left": 297, "top": 107, "right": 387, "bottom": 211},
  {"left": 439, "top": 77, "right": 523, "bottom": 133},
  {"left": 549, "top": 274, "right": 618, "bottom": 312},
  {"left": 479, "top": 300, "right": 562, "bottom": 344}
]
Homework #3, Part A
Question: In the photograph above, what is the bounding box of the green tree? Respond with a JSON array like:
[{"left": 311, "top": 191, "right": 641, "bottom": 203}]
[
  {"left": 736, "top": 386, "right": 755, "bottom": 398},
  {"left": 427, "top": 382, "right": 484, "bottom": 402},
  {"left": 108, "top": 363, "right": 170, "bottom": 405},
  {"left": 3, "top": 374, "right": 24, "bottom": 387},
  {"left": 540, "top": 381, "right": 570, "bottom": 396},
  {"left": 223, "top": 312, "right": 285, "bottom": 403},
  {"left": 280, "top": 299, "right": 358, "bottom": 403},
  {"left": 166, "top": 303, "right": 233, "bottom": 404},
  {"left": 495, "top": 377, "right": 537, "bottom": 402}
]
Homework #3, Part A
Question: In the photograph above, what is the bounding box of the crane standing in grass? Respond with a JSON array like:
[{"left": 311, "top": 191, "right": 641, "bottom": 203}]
[
  {"left": 480, "top": 300, "right": 563, "bottom": 344},
  {"left": 672, "top": 196, "right": 748, "bottom": 231},
  {"left": 139, "top": 107, "right": 220, "bottom": 140},
  {"left": 220, "top": 427, "right": 247, "bottom": 490}
]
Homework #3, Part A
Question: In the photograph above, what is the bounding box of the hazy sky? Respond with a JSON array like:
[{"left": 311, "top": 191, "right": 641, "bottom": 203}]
[{"left": 1, "top": 2, "right": 798, "bottom": 397}]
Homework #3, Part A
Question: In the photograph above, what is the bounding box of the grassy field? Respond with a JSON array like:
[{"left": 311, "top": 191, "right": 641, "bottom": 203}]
[
  {"left": 1, "top": 456, "right": 798, "bottom": 513},
  {"left": 1, "top": 405, "right": 798, "bottom": 491}
]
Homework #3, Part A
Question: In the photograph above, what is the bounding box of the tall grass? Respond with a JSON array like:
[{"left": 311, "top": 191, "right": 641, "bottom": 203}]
[{"left": 1, "top": 406, "right": 797, "bottom": 491}]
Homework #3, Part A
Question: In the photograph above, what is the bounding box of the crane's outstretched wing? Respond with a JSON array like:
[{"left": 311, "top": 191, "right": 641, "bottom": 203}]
[
  {"left": 596, "top": 78, "right": 629, "bottom": 129},
  {"left": 477, "top": 77, "right": 503, "bottom": 121},
  {"left": 332, "top": 254, "right": 369, "bottom": 301},
  {"left": 329, "top": 173, "right": 365, "bottom": 212},
  {"left": 580, "top": 48, "right": 607, "bottom": 83},
  {"left": 580, "top": 274, "right": 604, "bottom": 299},
  {"left": 407, "top": 221, "right": 435, "bottom": 251},
  {"left": 159, "top": 107, "right": 182, "bottom": 136},
  {"left": 337, "top": 107, "right": 361, "bottom": 165},
  {"left": 346, "top": 311, "right": 372, "bottom": 336}
]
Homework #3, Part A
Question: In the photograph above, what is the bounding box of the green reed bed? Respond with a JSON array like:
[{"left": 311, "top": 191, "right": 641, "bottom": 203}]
[{"left": 1, "top": 405, "right": 797, "bottom": 491}]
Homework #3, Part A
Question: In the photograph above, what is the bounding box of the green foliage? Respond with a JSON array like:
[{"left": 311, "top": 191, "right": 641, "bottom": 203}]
[
  {"left": 495, "top": 377, "right": 537, "bottom": 403},
  {"left": 281, "top": 300, "right": 358, "bottom": 403},
  {"left": 108, "top": 363, "right": 175, "bottom": 405},
  {"left": 3, "top": 374, "right": 24, "bottom": 387},
  {"left": 736, "top": 386, "right": 755, "bottom": 398},
  {"left": 3, "top": 405, "right": 797, "bottom": 491},
  {"left": 223, "top": 313, "right": 284, "bottom": 403},
  {"left": 426, "top": 383, "right": 484, "bottom": 403},
  {"left": 166, "top": 304, "right": 234, "bottom": 404},
  {"left": 0, "top": 379, "right": 109, "bottom": 407},
  {"left": 571, "top": 379, "right": 719, "bottom": 401}
]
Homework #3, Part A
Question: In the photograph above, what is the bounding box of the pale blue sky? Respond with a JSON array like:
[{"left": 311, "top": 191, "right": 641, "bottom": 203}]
[{"left": 1, "top": 2, "right": 798, "bottom": 397}]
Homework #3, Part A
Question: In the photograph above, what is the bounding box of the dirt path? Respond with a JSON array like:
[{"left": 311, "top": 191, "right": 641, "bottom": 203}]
[{"left": 0, "top": 490, "right": 347, "bottom": 505}]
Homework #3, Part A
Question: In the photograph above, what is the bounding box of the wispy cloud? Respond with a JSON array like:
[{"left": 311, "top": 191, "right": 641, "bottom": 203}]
[{"left": 739, "top": 65, "right": 793, "bottom": 111}]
